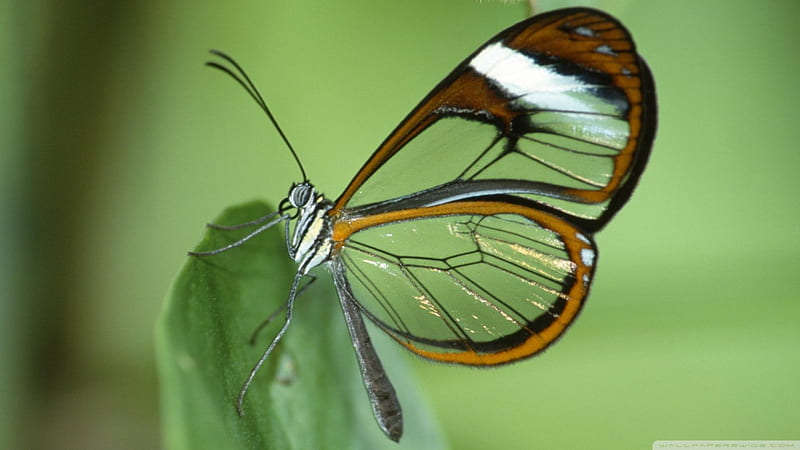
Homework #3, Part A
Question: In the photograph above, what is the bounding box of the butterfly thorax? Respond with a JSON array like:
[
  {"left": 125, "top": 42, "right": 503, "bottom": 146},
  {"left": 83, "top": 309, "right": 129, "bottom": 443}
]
[{"left": 287, "top": 182, "right": 334, "bottom": 275}]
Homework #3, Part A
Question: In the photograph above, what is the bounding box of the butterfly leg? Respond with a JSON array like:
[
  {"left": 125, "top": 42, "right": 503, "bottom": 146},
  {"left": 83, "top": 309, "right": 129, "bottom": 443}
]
[
  {"left": 247, "top": 274, "right": 318, "bottom": 345},
  {"left": 206, "top": 210, "right": 282, "bottom": 230},
  {"left": 236, "top": 270, "right": 304, "bottom": 416},
  {"left": 188, "top": 213, "right": 288, "bottom": 257}
]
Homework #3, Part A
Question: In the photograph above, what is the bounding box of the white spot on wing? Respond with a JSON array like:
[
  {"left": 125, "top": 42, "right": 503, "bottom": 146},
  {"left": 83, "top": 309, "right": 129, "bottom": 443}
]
[
  {"left": 580, "top": 248, "right": 595, "bottom": 267},
  {"left": 469, "top": 42, "right": 595, "bottom": 112},
  {"left": 595, "top": 44, "right": 616, "bottom": 56},
  {"left": 573, "top": 25, "right": 597, "bottom": 37}
]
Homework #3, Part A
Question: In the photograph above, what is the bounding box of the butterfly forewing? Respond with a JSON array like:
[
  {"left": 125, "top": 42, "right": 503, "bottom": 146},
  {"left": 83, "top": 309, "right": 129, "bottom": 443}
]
[
  {"left": 332, "top": 8, "right": 655, "bottom": 230},
  {"left": 331, "top": 200, "right": 595, "bottom": 365}
]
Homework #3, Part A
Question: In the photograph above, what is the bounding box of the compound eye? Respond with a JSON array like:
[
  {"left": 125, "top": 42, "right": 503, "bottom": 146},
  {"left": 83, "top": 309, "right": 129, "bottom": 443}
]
[{"left": 289, "top": 183, "right": 312, "bottom": 208}]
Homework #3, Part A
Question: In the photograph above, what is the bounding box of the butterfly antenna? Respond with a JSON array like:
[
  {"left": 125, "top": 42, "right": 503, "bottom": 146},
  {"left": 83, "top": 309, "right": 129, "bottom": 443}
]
[{"left": 206, "top": 49, "right": 308, "bottom": 182}]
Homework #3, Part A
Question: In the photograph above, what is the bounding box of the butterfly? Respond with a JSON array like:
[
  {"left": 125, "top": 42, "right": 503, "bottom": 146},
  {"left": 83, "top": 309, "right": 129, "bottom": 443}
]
[{"left": 193, "top": 7, "right": 656, "bottom": 442}]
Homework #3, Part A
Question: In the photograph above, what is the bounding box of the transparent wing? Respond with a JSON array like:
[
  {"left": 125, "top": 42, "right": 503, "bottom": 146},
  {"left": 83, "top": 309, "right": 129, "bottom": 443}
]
[
  {"left": 331, "top": 8, "right": 656, "bottom": 231},
  {"left": 329, "top": 199, "right": 595, "bottom": 365}
]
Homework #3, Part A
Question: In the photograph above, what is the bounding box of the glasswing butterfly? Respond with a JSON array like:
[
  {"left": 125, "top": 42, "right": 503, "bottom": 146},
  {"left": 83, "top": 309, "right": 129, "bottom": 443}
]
[{"left": 192, "top": 7, "right": 656, "bottom": 442}]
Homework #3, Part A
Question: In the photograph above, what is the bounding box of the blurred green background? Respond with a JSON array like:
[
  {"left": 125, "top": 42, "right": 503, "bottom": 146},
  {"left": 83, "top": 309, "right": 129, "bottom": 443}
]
[{"left": 4, "top": 0, "right": 799, "bottom": 448}]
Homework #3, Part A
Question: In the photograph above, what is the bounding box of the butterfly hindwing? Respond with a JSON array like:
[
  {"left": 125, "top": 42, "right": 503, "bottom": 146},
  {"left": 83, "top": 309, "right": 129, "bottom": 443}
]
[{"left": 330, "top": 199, "right": 595, "bottom": 365}]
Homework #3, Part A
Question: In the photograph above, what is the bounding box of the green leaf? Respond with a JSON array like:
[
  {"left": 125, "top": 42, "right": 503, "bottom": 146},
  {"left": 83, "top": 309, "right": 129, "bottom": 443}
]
[{"left": 156, "top": 201, "right": 447, "bottom": 449}]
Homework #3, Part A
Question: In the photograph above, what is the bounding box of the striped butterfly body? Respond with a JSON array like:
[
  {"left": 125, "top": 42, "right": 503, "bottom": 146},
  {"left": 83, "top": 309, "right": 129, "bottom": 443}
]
[{"left": 196, "top": 7, "right": 656, "bottom": 442}]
